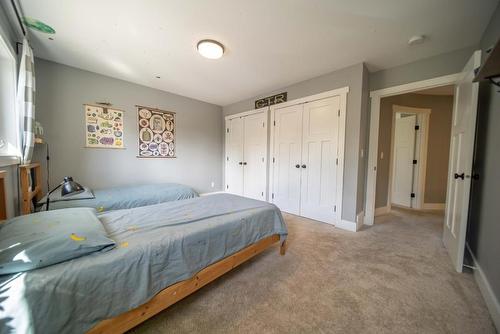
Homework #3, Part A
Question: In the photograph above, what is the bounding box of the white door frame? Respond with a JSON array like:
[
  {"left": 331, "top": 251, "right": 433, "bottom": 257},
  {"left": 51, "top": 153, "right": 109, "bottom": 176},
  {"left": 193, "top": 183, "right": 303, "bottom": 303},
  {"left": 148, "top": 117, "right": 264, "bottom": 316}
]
[
  {"left": 365, "top": 73, "right": 462, "bottom": 225},
  {"left": 224, "top": 106, "right": 268, "bottom": 196},
  {"left": 269, "top": 87, "right": 349, "bottom": 225},
  {"left": 388, "top": 105, "right": 431, "bottom": 210}
]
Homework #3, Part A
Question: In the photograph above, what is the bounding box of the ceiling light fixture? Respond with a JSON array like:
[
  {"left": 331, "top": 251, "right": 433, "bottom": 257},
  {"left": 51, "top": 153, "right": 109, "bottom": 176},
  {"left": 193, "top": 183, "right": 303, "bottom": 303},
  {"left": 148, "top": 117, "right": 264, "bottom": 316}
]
[{"left": 197, "top": 39, "right": 224, "bottom": 59}]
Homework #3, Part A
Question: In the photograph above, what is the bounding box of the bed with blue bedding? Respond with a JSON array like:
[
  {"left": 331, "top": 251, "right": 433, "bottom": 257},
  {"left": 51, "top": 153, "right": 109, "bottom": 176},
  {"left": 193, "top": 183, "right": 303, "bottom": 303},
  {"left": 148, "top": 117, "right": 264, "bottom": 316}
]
[
  {"left": 0, "top": 193, "right": 287, "bottom": 334},
  {"left": 38, "top": 183, "right": 199, "bottom": 212}
]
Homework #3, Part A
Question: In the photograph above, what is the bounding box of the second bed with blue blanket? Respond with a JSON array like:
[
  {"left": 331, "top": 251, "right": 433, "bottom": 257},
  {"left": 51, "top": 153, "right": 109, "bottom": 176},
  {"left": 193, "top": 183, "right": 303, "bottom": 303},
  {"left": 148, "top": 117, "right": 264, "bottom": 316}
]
[
  {"left": 39, "top": 183, "right": 199, "bottom": 212},
  {"left": 0, "top": 194, "right": 287, "bottom": 334}
]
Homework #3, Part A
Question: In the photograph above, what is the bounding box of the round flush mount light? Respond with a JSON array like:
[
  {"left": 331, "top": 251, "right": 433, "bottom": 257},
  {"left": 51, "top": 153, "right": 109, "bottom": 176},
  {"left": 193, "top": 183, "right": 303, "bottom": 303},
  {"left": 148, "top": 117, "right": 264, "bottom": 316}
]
[
  {"left": 197, "top": 39, "right": 224, "bottom": 59},
  {"left": 408, "top": 35, "right": 425, "bottom": 46},
  {"left": 22, "top": 17, "right": 55, "bottom": 34}
]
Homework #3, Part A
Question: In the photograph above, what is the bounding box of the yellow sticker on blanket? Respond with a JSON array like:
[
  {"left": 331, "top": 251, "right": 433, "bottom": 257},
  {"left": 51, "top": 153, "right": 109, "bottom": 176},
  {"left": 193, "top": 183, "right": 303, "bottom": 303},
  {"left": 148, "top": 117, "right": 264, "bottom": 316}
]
[
  {"left": 119, "top": 242, "right": 129, "bottom": 248},
  {"left": 70, "top": 233, "right": 86, "bottom": 241},
  {"left": 97, "top": 206, "right": 105, "bottom": 212}
]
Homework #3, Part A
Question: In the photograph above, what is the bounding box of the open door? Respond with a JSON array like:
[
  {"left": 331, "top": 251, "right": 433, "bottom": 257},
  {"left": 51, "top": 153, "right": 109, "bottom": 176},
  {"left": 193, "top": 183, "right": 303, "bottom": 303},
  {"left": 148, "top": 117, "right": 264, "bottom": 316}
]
[
  {"left": 443, "top": 50, "right": 481, "bottom": 272},
  {"left": 391, "top": 113, "right": 417, "bottom": 207}
]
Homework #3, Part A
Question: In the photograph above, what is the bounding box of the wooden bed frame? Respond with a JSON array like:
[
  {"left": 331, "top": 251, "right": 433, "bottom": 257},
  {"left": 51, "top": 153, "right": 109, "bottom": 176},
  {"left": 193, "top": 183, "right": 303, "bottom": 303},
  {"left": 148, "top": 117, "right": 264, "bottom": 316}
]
[
  {"left": 19, "top": 162, "right": 43, "bottom": 215},
  {"left": 0, "top": 170, "right": 7, "bottom": 220},
  {"left": 88, "top": 235, "right": 287, "bottom": 334}
]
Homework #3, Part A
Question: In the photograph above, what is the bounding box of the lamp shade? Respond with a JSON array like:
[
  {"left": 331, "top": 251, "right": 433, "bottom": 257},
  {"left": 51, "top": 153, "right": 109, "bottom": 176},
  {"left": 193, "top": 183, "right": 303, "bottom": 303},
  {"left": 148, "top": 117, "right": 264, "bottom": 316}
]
[{"left": 61, "top": 176, "right": 84, "bottom": 197}]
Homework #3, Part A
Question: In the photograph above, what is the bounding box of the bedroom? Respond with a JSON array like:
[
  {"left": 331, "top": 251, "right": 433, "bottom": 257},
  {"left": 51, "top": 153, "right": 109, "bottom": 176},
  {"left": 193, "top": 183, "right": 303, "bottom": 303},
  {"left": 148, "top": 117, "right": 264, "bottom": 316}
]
[{"left": 0, "top": 0, "right": 499, "bottom": 333}]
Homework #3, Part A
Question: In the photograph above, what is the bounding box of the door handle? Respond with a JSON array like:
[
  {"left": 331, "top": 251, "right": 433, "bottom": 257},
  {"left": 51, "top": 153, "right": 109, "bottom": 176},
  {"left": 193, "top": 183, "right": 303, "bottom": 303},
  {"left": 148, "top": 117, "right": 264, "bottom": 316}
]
[
  {"left": 243, "top": 162, "right": 247, "bottom": 165},
  {"left": 295, "top": 164, "right": 300, "bottom": 168},
  {"left": 454, "top": 172, "right": 465, "bottom": 180},
  {"left": 239, "top": 162, "right": 243, "bottom": 165},
  {"left": 301, "top": 164, "right": 307, "bottom": 169}
]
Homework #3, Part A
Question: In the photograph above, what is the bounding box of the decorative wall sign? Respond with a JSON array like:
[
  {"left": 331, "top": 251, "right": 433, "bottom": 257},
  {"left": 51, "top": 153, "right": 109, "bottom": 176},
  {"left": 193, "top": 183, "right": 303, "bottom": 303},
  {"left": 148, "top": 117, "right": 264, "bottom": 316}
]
[
  {"left": 84, "top": 104, "right": 124, "bottom": 149},
  {"left": 137, "top": 105, "right": 175, "bottom": 158},
  {"left": 255, "top": 92, "right": 287, "bottom": 109}
]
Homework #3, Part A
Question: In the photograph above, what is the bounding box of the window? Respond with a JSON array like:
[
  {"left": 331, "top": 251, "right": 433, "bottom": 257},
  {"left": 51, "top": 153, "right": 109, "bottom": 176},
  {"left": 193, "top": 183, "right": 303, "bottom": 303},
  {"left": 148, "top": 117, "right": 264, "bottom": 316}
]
[{"left": 0, "top": 31, "right": 19, "bottom": 164}]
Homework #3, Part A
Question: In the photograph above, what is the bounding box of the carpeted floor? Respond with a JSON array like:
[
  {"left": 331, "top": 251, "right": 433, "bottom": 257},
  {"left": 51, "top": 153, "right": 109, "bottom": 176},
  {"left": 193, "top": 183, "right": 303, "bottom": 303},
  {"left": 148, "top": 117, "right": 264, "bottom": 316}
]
[{"left": 130, "top": 209, "right": 496, "bottom": 333}]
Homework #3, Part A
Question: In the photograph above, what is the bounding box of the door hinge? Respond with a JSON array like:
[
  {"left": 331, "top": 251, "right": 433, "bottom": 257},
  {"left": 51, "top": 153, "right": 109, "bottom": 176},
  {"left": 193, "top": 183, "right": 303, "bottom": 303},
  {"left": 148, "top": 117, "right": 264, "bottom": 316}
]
[
  {"left": 273, "top": 121, "right": 276, "bottom": 126},
  {"left": 261, "top": 191, "right": 264, "bottom": 197},
  {"left": 410, "top": 193, "right": 415, "bottom": 198},
  {"left": 262, "top": 157, "right": 265, "bottom": 162},
  {"left": 272, "top": 193, "right": 274, "bottom": 199},
  {"left": 336, "top": 158, "right": 338, "bottom": 165},
  {"left": 226, "top": 156, "right": 229, "bottom": 161},
  {"left": 413, "top": 159, "right": 417, "bottom": 164},
  {"left": 272, "top": 157, "right": 275, "bottom": 163},
  {"left": 334, "top": 205, "right": 336, "bottom": 212},
  {"left": 338, "top": 109, "right": 340, "bottom": 117},
  {"left": 263, "top": 122, "right": 265, "bottom": 128},
  {"left": 415, "top": 125, "right": 420, "bottom": 130},
  {"left": 226, "top": 185, "right": 229, "bottom": 189}
]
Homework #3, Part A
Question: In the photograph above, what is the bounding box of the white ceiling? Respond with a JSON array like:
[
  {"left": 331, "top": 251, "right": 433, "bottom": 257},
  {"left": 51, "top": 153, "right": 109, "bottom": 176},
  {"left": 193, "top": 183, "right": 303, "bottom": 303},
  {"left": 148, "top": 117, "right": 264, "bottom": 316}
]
[{"left": 17, "top": 0, "right": 498, "bottom": 106}]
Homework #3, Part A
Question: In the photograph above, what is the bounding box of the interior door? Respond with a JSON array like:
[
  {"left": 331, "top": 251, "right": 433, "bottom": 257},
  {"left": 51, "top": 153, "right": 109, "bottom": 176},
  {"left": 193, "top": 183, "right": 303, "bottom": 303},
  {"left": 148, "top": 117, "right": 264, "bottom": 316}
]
[
  {"left": 299, "top": 97, "right": 340, "bottom": 223},
  {"left": 443, "top": 51, "right": 481, "bottom": 272},
  {"left": 243, "top": 112, "right": 267, "bottom": 200},
  {"left": 272, "top": 104, "right": 303, "bottom": 215},
  {"left": 225, "top": 117, "right": 244, "bottom": 195},
  {"left": 391, "top": 113, "right": 417, "bottom": 207}
]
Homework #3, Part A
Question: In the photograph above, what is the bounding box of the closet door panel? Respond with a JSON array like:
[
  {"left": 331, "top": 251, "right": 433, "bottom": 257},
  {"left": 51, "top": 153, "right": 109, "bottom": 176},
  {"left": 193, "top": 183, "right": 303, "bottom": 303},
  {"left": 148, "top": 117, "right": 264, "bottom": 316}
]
[
  {"left": 300, "top": 97, "right": 339, "bottom": 223},
  {"left": 225, "top": 117, "right": 244, "bottom": 195},
  {"left": 272, "top": 105, "right": 302, "bottom": 215},
  {"left": 243, "top": 112, "right": 267, "bottom": 200}
]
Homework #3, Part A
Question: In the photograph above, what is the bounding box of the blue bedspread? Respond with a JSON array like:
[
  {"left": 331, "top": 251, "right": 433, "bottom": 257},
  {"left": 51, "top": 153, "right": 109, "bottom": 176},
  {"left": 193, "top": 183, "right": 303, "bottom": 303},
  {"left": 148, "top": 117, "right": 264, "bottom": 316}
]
[
  {"left": 0, "top": 194, "right": 287, "bottom": 334},
  {"left": 40, "top": 183, "right": 198, "bottom": 212}
]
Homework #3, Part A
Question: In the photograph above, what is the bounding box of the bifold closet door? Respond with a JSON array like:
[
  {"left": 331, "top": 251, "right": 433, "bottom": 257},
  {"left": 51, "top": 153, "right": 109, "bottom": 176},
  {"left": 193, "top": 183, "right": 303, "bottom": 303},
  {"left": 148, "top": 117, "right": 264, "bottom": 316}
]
[
  {"left": 243, "top": 112, "right": 267, "bottom": 200},
  {"left": 225, "top": 117, "right": 244, "bottom": 195},
  {"left": 272, "top": 104, "right": 303, "bottom": 215},
  {"left": 299, "top": 97, "right": 339, "bottom": 223}
]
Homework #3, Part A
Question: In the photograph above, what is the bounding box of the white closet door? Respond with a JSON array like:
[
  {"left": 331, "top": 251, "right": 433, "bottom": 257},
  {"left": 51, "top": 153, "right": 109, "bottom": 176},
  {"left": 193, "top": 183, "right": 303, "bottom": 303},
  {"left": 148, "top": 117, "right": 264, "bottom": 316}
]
[
  {"left": 391, "top": 113, "right": 417, "bottom": 207},
  {"left": 225, "top": 117, "right": 244, "bottom": 195},
  {"left": 299, "top": 97, "right": 339, "bottom": 223},
  {"left": 243, "top": 112, "right": 267, "bottom": 200},
  {"left": 272, "top": 104, "right": 303, "bottom": 215}
]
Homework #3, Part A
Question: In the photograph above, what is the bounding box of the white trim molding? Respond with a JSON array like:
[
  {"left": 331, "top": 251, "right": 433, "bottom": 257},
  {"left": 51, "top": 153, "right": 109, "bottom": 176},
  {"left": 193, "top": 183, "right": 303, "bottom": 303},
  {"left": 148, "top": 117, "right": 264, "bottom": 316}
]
[
  {"left": 467, "top": 244, "right": 500, "bottom": 331},
  {"left": 356, "top": 211, "right": 364, "bottom": 231},
  {"left": 199, "top": 191, "right": 226, "bottom": 196},
  {"left": 224, "top": 106, "right": 269, "bottom": 121},
  {"left": 365, "top": 72, "right": 463, "bottom": 226},
  {"left": 375, "top": 206, "right": 390, "bottom": 216},
  {"left": 336, "top": 219, "right": 358, "bottom": 232}
]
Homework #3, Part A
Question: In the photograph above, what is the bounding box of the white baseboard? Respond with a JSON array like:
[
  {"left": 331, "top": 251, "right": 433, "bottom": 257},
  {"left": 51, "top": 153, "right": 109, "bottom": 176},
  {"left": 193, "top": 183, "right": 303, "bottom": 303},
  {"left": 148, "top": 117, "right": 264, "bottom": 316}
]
[
  {"left": 468, "top": 244, "right": 500, "bottom": 331},
  {"left": 199, "top": 191, "right": 225, "bottom": 196},
  {"left": 375, "top": 206, "right": 390, "bottom": 216},
  {"left": 422, "top": 203, "right": 445, "bottom": 210},
  {"left": 356, "top": 211, "right": 364, "bottom": 230},
  {"left": 336, "top": 219, "right": 358, "bottom": 232}
]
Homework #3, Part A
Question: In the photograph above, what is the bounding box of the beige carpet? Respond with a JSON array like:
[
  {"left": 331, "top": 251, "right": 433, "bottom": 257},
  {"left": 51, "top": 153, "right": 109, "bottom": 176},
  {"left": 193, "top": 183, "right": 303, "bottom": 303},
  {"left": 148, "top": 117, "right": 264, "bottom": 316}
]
[{"left": 130, "top": 209, "right": 496, "bottom": 333}]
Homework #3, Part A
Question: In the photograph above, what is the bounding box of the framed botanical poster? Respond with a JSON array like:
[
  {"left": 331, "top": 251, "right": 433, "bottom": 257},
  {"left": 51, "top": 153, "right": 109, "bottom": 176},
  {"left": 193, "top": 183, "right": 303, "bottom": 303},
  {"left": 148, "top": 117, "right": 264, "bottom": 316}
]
[
  {"left": 84, "top": 104, "right": 124, "bottom": 149},
  {"left": 137, "top": 105, "right": 175, "bottom": 158}
]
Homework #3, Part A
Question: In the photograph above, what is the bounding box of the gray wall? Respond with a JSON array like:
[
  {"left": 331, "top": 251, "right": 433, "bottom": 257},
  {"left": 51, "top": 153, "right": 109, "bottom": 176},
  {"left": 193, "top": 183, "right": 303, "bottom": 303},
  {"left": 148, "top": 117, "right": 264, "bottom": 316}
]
[
  {"left": 223, "top": 63, "right": 367, "bottom": 222},
  {"left": 34, "top": 59, "right": 223, "bottom": 194},
  {"left": 467, "top": 1, "right": 500, "bottom": 317},
  {"left": 375, "top": 93, "right": 453, "bottom": 208}
]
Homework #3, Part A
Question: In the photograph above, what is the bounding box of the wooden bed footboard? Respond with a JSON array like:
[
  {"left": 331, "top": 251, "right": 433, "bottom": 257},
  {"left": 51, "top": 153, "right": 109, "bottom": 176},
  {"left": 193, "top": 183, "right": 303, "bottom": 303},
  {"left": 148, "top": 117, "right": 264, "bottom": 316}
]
[
  {"left": 88, "top": 234, "right": 286, "bottom": 334},
  {"left": 19, "top": 163, "right": 43, "bottom": 215}
]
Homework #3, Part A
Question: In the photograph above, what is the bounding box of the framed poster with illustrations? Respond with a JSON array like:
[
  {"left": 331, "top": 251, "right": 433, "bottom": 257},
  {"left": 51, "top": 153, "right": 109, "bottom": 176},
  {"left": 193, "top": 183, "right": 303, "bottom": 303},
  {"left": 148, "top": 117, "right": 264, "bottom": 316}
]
[
  {"left": 84, "top": 104, "right": 124, "bottom": 149},
  {"left": 137, "top": 105, "right": 175, "bottom": 158}
]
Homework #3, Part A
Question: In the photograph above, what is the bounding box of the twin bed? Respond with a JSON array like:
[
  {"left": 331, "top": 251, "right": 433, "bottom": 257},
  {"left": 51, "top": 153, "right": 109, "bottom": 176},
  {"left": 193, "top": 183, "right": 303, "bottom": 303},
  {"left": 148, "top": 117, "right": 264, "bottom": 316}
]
[{"left": 0, "top": 164, "right": 288, "bottom": 333}]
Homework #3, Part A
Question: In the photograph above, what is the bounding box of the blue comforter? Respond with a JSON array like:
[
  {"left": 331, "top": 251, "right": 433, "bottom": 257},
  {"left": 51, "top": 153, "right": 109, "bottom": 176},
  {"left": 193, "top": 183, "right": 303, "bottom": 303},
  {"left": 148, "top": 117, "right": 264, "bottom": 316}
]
[
  {"left": 0, "top": 194, "right": 287, "bottom": 334},
  {"left": 40, "top": 183, "right": 198, "bottom": 212}
]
